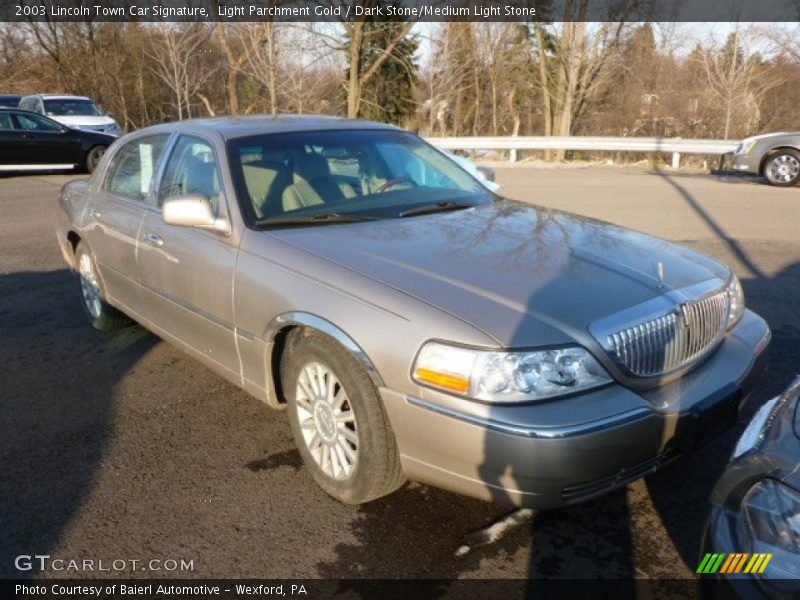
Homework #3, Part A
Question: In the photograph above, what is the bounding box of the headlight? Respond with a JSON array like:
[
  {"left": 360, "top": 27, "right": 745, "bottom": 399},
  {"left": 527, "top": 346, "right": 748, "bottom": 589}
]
[
  {"left": 106, "top": 124, "right": 122, "bottom": 136},
  {"left": 732, "top": 396, "right": 778, "bottom": 458},
  {"left": 741, "top": 480, "right": 800, "bottom": 579},
  {"left": 412, "top": 341, "right": 611, "bottom": 403},
  {"left": 736, "top": 139, "right": 757, "bottom": 156},
  {"left": 727, "top": 274, "right": 745, "bottom": 330}
]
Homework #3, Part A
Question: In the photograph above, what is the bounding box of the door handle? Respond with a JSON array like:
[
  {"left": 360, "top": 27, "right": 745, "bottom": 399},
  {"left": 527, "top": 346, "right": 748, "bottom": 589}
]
[
  {"left": 142, "top": 232, "right": 163, "bottom": 247},
  {"left": 89, "top": 208, "right": 102, "bottom": 219}
]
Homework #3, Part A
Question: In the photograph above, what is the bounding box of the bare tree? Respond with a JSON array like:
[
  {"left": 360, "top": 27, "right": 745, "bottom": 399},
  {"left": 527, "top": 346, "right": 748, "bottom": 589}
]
[
  {"left": 145, "top": 23, "right": 215, "bottom": 120},
  {"left": 238, "top": 23, "right": 282, "bottom": 115},
  {"left": 700, "top": 28, "right": 787, "bottom": 139},
  {"left": 533, "top": 19, "right": 628, "bottom": 160}
]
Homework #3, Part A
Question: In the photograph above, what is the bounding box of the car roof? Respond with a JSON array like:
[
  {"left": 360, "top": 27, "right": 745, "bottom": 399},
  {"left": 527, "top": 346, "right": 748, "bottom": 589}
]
[
  {"left": 25, "top": 94, "right": 93, "bottom": 101},
  {"left": 137, "top": 114, "right": 404, "bottom": 141}
]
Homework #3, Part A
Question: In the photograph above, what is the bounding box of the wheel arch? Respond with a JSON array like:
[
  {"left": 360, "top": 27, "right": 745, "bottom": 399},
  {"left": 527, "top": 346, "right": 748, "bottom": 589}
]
[
  {"left": 759, "top": 145, "right": 800, "bottom": 175},
  {"left": 264, "top": 312, "right": 385, "bottom": 408},
  {"left": 60, "top": 230, "right": 83, "bottom": 270},
  {"left": 67, "top": 230, "right": 82, "bottom": 251}
]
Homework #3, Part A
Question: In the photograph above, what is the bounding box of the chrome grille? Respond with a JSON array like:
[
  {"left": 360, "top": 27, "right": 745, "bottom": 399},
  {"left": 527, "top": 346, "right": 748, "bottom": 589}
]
[{"left": 605, "top": 289, "right": 730, "bottom": 377}]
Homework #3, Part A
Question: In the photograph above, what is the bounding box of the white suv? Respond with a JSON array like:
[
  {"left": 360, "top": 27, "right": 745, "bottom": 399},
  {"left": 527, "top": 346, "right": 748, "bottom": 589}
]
[{"left": 18, "top": 94, "right": 122, "bottom": 137}]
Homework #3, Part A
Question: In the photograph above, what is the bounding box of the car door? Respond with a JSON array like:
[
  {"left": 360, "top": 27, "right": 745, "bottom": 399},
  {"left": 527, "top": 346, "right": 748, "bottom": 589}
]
[
  {"left": 0, "top": 112, "right": 20, "bottom": 165},
  {"left": 83, "top": 134, "right": 171, "bottom": 313},
  {"left": 137, "top": 134, "right": 240, "bottom": 377},
  {"left": 12, "top": 112, "right": 82, "bottom": 166}
]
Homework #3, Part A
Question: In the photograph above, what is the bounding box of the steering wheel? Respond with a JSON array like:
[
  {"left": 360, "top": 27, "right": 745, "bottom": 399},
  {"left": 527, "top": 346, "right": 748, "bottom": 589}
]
[{"left": 376, "top": 178, "right": 418, "bottom": 193}]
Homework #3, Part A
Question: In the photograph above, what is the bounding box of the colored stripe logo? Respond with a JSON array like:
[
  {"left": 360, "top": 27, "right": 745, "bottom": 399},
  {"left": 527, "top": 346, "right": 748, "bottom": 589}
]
[{"left": 697, "top": 553, "right": 773, "bottom": 574}]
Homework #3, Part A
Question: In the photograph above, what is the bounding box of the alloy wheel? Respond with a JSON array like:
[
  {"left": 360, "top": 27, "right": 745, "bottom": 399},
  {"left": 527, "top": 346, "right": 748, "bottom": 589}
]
[
  {"left": 87, "top": 147, "right": 105, "bottom": 172},
  {"left": 294, "top": 361, "right": 358, "bottom": 480},
  {"left": 766, "top": 154, "right": 800, "bottom": 184}
]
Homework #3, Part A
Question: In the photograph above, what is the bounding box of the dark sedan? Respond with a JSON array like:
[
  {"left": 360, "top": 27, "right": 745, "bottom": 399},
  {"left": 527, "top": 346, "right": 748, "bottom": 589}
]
[
  {"left": 701, "top": 377, "right": 800, "bottom": 598},
  {"left": 0, "top": 94, "right": 21, "bottom": 108},
  {"left": 0, "top": 108, "right": 116, "bottom": 173}
]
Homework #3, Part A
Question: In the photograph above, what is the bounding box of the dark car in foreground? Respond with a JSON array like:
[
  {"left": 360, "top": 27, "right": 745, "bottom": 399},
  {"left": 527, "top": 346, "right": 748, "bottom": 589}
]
[
  {"left": 55, "top": 116, "right": 771, "bottom": 507},
  {"left": 701, "top": 378, "right": 800, "bottom": 598},
  {"left": 0, "top": 108, "right": 115, "bottom": 173},
  {"left": 732, "top": 132, "right": 800, "bottom": 187}
]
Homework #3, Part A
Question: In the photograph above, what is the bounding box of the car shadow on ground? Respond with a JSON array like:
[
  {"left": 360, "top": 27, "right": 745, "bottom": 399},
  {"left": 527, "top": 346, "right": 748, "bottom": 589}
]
[
  {"left": 0, "top": 268, "right": 156, "bottom": 578},
  {"left": 315, "top": 171, "right": 799, "bottom": 596}
]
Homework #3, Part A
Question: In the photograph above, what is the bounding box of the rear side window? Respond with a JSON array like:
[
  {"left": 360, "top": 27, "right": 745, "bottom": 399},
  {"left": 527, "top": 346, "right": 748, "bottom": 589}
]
[{"left": 104, "top": 135, "right": 170, "bottom": 202}]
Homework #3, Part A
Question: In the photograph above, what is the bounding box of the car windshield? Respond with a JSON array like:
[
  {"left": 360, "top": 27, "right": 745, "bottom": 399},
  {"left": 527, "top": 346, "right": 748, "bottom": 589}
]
[
  {"left": 43, "top": 99, "right": 104, "bottom": 117},
  {"left": 227, "top": 129, "right": 492, "bottom": 226}
]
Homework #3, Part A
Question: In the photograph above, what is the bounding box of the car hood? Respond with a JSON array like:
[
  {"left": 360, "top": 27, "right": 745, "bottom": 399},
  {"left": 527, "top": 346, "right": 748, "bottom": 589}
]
[
  {"left": 269, "top": 200, "right": 730, "bottom": 347},
  {"left": 746, "top": 132, "right": 800, "bottom": 143},
  {"left": 49, "top": 115, "right": 116, "bottom": 128}
]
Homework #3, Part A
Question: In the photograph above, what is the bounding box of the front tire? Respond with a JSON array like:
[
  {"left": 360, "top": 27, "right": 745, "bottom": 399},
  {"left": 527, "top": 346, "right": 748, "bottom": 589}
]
[
  {"left": 763, "top": 149, "right": 800, "bottom": 187},
  {"left": 83, "top": 145, "right": 107, "bottom": 174},
  {"left": 282, "top": 331, "right": 405, "bottom": 504},
  {"left": 75, "top": 241, "right": 130, "bottom": 332}
]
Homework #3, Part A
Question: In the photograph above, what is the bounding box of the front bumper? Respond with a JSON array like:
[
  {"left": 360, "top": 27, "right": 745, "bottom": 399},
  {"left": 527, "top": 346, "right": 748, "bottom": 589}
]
[
  {"left": 380, "top": 310, "right": 770, "bottom": 508},
  {"left": 732, "top": 154, "right": 760, "bottom": 174}
]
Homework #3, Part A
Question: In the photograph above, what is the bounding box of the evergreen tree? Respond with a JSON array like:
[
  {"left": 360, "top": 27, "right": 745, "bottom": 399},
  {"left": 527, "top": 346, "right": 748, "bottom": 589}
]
[{"left": 342, "top": 20, "right": 418, "bottom": 125}]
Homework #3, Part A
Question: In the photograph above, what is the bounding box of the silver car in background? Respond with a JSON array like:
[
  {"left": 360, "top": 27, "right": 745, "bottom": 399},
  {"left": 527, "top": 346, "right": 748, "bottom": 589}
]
[
  {"left": 19, "top": 94, "right": 122, "bottom": 137},
  {"left": 56, "top": 116, "right": 771, "bottom": 507},
  {"left": 732, "top": 132, "right": 800, "bottom": 187}
]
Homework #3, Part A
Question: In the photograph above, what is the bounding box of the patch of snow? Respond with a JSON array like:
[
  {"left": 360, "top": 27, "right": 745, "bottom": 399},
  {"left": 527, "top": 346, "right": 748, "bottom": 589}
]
[{"left": 454, "top": 508, "right": 534, "bottom": 557}]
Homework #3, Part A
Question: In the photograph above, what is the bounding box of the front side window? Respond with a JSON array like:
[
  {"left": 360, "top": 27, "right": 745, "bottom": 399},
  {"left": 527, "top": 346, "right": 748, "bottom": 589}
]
[
  {"left": 158, "top": 136, "right": 222, "bottom": 214},
  {"left": 228, "top": 129, "right": 490, "bottom": 225},
  {"left": 13, "top": 113, "right": 62, "bottom": 132},
  {"left": 104, "top": 135, "right": 170, "bottom": 202},
  {"left": 43, "top": 99, "right": 104, "bottom": 117}
]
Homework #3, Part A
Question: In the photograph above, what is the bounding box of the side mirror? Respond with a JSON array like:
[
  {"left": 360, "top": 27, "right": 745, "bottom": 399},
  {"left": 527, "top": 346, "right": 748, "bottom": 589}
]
[{"left": 162, "top": 195, "right": 230, "bottom": 235}]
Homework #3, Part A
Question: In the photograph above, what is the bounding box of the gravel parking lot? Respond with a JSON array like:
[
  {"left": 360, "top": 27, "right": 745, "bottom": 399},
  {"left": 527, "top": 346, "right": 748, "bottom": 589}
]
[{"left": 1, "top": 167, "right": 798, "bottom": 584}]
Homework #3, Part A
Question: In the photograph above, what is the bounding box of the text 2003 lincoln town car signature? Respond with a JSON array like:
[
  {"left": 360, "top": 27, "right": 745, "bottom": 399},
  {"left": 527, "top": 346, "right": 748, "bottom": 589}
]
[{"left": 55, "top": 117, "right": 771, "bottom": 507}]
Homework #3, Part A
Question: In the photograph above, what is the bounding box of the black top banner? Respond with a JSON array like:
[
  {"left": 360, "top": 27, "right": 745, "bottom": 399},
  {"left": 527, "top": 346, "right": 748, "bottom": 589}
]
[{"left": 1, "top": 0, "right": 799, "bottom": 22}]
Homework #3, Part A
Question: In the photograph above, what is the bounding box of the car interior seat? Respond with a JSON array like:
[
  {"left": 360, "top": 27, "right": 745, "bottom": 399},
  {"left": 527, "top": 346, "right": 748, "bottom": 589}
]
[
  {"left": 282, "top": 153, "right": 357, "bottom": 213},
  {"left": 242, "top": 159, "right": 291, "bottom": 219}
]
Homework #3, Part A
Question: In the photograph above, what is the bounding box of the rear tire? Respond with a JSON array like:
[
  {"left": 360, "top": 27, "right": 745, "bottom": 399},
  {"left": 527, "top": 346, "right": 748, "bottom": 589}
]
[
  {"left": 762, "top": 149, "right": 800, "bottom": 187},
  {"left": 83, "top": 145, "right": 107, "bottom": 174},
  {"left": 75, "top": 241, "right": 130, "bottom": 332},
  {"left": 282, "top": 330, "right": 405, "bottom": 504}
]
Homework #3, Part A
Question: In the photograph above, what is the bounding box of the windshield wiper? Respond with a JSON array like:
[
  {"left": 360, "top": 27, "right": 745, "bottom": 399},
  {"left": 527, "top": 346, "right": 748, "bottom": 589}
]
[
  {"left": 257, "top": 213, "right": 378, "bottom": 228},
  {"left": 398, "top": 201, "right": 476, "bottom": 218}
]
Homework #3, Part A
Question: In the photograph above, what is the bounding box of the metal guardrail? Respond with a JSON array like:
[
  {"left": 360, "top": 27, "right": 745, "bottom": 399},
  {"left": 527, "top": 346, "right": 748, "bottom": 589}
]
[{"left": 427, "top": 135, "right": 740, "bottom": 167}]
